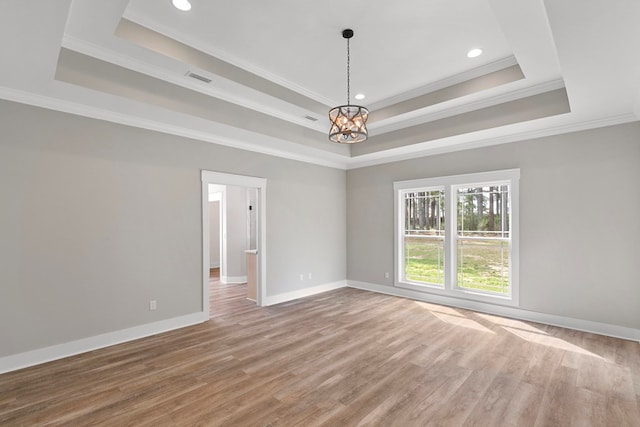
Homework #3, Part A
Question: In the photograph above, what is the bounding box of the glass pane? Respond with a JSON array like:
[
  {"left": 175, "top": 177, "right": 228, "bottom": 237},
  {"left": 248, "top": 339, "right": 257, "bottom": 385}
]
[
  {"left": 457, "top": 238, "right": 509, "bottom": 294},
  {"left": 457, "top": 185, "right": 510, "bottom": 238},
  {"left": 404, "top": 190, "right": 445, "bottom": 236},
  {"left": 403, "top": 188, "right": 445, "bottom": 286},
  {"left": 404, "top": 236, "right": 444, "bottom": 286}
]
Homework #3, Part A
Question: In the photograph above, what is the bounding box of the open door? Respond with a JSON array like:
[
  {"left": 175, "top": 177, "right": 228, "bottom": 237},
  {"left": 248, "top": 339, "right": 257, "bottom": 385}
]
[{"left": 201, "top": 171, "right": 267, "bottom": 316}]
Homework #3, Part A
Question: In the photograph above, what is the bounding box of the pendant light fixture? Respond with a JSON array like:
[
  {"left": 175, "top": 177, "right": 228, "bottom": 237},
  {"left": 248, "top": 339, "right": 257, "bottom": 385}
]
[{"left": 329, "top": 29, "right": 369, "bottom": 144}]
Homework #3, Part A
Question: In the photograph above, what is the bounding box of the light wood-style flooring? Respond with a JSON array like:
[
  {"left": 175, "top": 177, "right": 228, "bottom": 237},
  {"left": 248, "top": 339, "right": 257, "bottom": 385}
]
[{"left": 1, "top": 278, "right": 639, "bottom": 426}]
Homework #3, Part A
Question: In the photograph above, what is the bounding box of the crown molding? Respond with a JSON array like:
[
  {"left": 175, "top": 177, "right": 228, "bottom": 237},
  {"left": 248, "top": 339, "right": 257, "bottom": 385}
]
[
  {"left": 122, "top": 10, "right": 336, "bottom": 107},
  {"left": 0, "top": 86, "right": 349, "bottom": 170},
  {"left": 367, "top": 56, "right": 519, "bottom": 111},
  {"left": 62, "top": 35, "right": 328, "bottom": 134},
  {"left": 346, "top": 112, "right": 639, "bottom": 169},
  {"left": 2, "top": 86, "right": 636, "bottom": 173},
  {"left": 117, "top": 13, "right": 525, "bottom": 126},
  {"left": 369, "top": 79, "right": 566, "bottom": 136}
]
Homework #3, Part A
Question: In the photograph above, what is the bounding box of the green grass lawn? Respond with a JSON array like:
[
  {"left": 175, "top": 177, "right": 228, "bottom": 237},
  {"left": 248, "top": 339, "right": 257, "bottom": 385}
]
[{"left": 404, "top": 237, "right": 509, "bottom": 294}]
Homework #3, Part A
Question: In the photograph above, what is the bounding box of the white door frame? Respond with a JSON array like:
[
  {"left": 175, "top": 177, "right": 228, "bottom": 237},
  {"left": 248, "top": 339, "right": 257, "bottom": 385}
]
[{"left": 201, "top": 170, "right": 267, "bottom": 311}]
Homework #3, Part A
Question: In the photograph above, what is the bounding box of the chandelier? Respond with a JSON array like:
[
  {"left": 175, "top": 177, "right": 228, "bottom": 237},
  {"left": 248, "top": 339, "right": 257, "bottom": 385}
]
[{"left": 329, "top": 29, "right": 369, "bottom": 144}]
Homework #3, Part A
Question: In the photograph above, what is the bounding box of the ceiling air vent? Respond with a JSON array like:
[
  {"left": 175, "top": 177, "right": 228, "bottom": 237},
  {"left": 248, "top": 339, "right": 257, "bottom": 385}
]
[
  {"left": 304, "top": 115, "right": 318, "bottom": 122},
  {"left": 186, "top": 71, "right": 212, "bottom": 84}
]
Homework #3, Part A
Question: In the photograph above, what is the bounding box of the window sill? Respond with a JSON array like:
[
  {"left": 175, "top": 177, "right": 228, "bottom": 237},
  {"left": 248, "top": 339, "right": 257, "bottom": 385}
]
[{"left": 395, "top": 281, "right": 519, "bottom": 307}]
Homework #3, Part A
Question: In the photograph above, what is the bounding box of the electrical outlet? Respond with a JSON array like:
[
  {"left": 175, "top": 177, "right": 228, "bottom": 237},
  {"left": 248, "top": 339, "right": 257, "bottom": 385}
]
[
  {"left": 149, "top": 300, "right": 157, "bottom": 311},
  {"left": 299, "top": 274, "right": 304, "bottom": 281},
  {"left": 308, "top": 273, "right": 312, "bottom": 280},
  {"left": 384, "top": 272, "right": 390, "bottom": 279}
]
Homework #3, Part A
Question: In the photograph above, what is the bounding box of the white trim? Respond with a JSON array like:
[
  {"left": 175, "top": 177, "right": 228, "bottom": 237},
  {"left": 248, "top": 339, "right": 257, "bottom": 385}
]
[
  {"left": 3, "top": 280, "right": 635, "bottom": 375},
  {"left": 106, "top": 14, "right": 521, "bottom": 112},
  {"left": 368, "top": 79, "right": 566, "bottom": 135},
  {"left": 220, "top": 275, "right": 247, "bottom": 284},
  {"left": 202, "top": 170, "right": 267, "bottom": 188},
  {"left": 219, "top": 187, "right": 227, "bottom": 280},
  {"left": 62, "top": 35, "right": 328, "bottom": 134},
  {"left": 263, "top": 281, "right": 347, "bottom": 306},
  {"left": 394, "top": 169, "right": 520, "bottom": 306},
  {"left": 1, "top": 87, "right": 637, "bottom": 173},
  {"left": 0, "top": 312, "right": 207, "bottom": 374},
  {"left": 367, "top": 56, "right": 519, "bottom": 111},
  {"left": 202, "top": 181, "right": 211, "bottom": 314},
  {"left": 347, "top": 113, "right": 639, "bottom": 170},
  {"left": 201, "top": 171, "right": 267, "bottom": 311},
  {"left": 393, "top": 169, "right": 521, "bottom": 190},
  {"left": 347, "top": 281, "right": 640, "bottom": 342},
  {"left": 121, "top": 11, "right": 336, "bottom": 107},
  {"left": 0, "top": 86, "right": 347, "bottom": 170}
]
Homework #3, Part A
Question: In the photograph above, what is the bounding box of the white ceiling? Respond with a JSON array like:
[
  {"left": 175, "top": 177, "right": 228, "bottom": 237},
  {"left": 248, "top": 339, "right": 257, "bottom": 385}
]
[
  {"left": 124, "top": 0, "right": 515, "bottom": 106},
  {"left": 1, "top": 0, "right": 639, "bottom": 169}
]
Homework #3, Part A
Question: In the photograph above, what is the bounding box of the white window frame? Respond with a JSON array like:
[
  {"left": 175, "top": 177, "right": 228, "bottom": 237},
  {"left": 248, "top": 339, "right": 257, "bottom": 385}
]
[
  {"left": 394, "top": 169, "right": 520, "bottom": 307},
  {"left": 399, "top": 186, "right": 447, "bottom": 289}
]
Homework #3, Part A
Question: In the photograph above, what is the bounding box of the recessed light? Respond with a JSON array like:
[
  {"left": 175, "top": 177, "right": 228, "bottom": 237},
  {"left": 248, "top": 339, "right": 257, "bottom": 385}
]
[
  {"left": 467, "top": 48, "right": 483, "bottom": 58},
  {"left": 172, "top": 0, "right": 192, "bottom": 11},
  {"left": 354, "top": 93, "right": 365, "bottom": 100}
]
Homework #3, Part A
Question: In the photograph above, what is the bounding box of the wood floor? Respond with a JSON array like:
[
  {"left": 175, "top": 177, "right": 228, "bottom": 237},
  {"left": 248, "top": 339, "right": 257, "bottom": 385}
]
[{"left": 1, "top": 279, "right": 639, "bottom": 426}]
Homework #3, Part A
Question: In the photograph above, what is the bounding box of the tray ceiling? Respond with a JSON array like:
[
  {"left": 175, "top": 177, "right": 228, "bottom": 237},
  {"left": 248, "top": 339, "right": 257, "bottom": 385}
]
[{"left": 1, "top": 0, "right": 639, "bottom": 169}]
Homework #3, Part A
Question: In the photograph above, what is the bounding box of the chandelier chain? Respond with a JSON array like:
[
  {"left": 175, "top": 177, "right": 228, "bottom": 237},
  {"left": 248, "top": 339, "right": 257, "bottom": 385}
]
[{"left": 346, "top": 38, "right": 350, "bottom": 105}]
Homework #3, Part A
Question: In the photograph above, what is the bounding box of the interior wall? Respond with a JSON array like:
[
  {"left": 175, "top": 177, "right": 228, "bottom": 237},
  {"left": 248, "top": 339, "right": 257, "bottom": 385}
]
[
  {"left": 347, "top": 121, "right": 640, "bottom": 330},
  {"left": 0, "top": 100, "right": 347, "bottom": 358},
  {"left": 248, "top": 188, "right": 257, "bottom": 250},
  {"left": 208, "top": 200, "right": 220, "bottom": 268},
  {"left": 223, "top": 185, "right": 248, "bottom": 281}
]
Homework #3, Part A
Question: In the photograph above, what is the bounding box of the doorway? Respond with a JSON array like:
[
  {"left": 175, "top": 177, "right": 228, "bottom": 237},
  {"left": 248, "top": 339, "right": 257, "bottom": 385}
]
[
  {"left": 208, "top": 184, "right": 256, "bottom": 286},
  {"left": 201, "top": 171, "right": 267, "bottom": 316}
]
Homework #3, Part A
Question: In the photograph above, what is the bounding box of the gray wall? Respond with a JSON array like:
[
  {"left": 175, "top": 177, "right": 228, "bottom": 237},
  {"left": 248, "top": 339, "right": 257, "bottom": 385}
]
[
  {"left": 248, "top": 188, "right": 257, "bottom": 250},
  {"left": 0, "top": 100, "right": 346, "bottom": 357},
  {"left": 347, "top": 122, "right": 640, "bottom": 329},
  {"left": 2, "top": 96, "right": 637, "bottom": 360},
  {"left": 224, "top": 185, "right": 248, "bottom": 280},
  {"left": 208, "top": 200, "right": 220, "bottom": 268}
]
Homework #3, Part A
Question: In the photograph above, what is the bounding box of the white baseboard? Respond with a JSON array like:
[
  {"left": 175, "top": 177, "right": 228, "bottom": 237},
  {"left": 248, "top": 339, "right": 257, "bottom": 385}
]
[
  {"left": 347, "top": 280, "right": 640, "bottom": 342},
  {"left": 221, "top": 275, "right": 247, "bottom": 284},
  {"left": 209, "top": 264, "right": 220, "bottom": 269},
  {"left": 264, "top": 280, "right": 347, "bottom": 306},
  {"left": 0, "top": 312, "right": 208, "bottom": 374},
  {"left": 4, "top": 280, "right": 636, "bottom": 375}
]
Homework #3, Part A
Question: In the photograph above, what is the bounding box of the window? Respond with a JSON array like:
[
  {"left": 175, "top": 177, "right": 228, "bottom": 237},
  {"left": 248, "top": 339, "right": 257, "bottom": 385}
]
[
  {"left": 394, "top": 169, "right": 519, "bottom": 306},
  {"left": 403, "top": 189, "right": 445, "bottom": 286}
]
